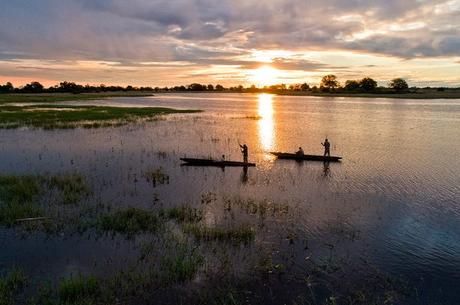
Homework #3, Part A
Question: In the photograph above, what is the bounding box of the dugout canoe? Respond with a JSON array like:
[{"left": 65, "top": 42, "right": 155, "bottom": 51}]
[
  {"left": 180, "top": 158, "right": 255, "bottom": 167},
  {"left": 270, "top": 152, "right": 342, "bottom": 162}
]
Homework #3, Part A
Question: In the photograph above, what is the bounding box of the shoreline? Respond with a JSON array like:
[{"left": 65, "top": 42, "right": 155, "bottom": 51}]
[{"left": 1, "top": 90, "right": 460, "bottom": 104}]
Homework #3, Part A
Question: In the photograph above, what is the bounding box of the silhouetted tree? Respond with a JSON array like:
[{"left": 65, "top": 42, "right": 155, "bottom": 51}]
[
  {"left": 389, "top": 78, "right": 409, "bottom": 92},
  {"left": 22, "top": 81, "right": 44, "bottom": 93},
  {"left": 320, "top": 75, "right": 339, "bottom": 90},
  {"left": 188, "top": 83, "right": 205, "bottom": 91},
  {"left": 344, "top": 80, "right": 360, "bottom": 91},
  {"left": 0, "top": 82, "right": 14, "bottom": 93},
  {"left": 58, "top": 81, "right": 84, "bottom": 93},
  {"left": 359, "top": 77, "right": 377, "bottom": 92},
  {"left": 207, "top": 84, "right": 214, "bottom": 91},
  {"left": 215, "top": 84, "right": 224, "bottom": 91},
  {"left": 300, "top": 83, "right": 309, "bottom": 91}
]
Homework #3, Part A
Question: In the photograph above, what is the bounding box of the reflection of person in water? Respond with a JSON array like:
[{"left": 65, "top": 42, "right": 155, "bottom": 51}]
[
  {"left": 323, "top": 161, "right": 330, "bottom": 177},
  {"left": 241, "top": 166, "right": 248, "bottom": 184}
]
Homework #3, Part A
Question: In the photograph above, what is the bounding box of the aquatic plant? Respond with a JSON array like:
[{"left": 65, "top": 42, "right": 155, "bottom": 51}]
[
  {"left": 224, "top": 197, "right": 289, "bottom": 217},
  {"left": 0, "top": 173, "right": 90, "bottom": 226},
  {"left": 182, "top": 224, "right": 255, "bottom": 244},
  {"left": 0, "top": 268, "right": 27, "bottom": 305},
  {"left": 0, "top": 175, "right": 42, "bottom": 225},
  {"left": 46, "top": 174, "right": 91, "bottom": 205},
  {"left": 161, "top": 205, "right": 203, "bottom": 223},
  {"left": 161, "top": 241, "right": 204, "bottom": 283},
  {"left": 143, "top": 167, "right": 170, "bottom": 187},
  {"left": 58, "top": 275, "right": 99, "bottom": 305},
  {"left": 97, "top": 207, "right": 160, "bottom": 236}
]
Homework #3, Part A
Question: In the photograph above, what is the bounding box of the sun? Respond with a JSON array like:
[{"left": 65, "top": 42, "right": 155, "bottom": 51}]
[{"left": 249, "top": 66, "right": 280, "bottom": 87}]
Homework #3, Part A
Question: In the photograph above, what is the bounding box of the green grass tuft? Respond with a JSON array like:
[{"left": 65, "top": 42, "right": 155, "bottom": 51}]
[
  {"left": 46, "top": 174, "right": 91, "bottom": 205},
  {"left": 98, "top": 207, "right": 159, "bottom": 236},
  {"left": 161, "top": 205, "right": 203, "bottom": 223},
  {"left": 0, "top": 173, "right": 90, "bottom": 226},
  {"left": 58, "top": 275, "right": 99, "bottom": 305},
  {"left": 0, "top": 175, "right": 42, "bottom": 225},
  {"left": 183, "top": 224, "right": 255, "bottom": 243},
  {"left": 0, "top": 268, "right": 27, "bottom": 305},
  {"left": 161, "top": 242, "right": 204, "bottom": 283}
]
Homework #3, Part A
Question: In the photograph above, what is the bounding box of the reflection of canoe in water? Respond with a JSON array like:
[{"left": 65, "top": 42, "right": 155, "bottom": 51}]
[
  {"left": 180, "top": 158, "right": 255, "bottom": 167},
  {"left": 270, "top": 152, "right": 342, "bottom": 162}
]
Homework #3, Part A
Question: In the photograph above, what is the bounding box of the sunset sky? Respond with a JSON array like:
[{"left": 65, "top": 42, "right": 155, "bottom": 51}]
[{"left": 1, "top": 0, "right": 459, "bottom": 87}]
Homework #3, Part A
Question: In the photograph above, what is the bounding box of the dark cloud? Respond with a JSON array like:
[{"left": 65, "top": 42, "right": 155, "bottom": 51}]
[
  {"left": 0, "top": 0, "right": 459, "bottom": 86},
  {"left": 1, "top": 0, "right": 459, "bottom": 62}
]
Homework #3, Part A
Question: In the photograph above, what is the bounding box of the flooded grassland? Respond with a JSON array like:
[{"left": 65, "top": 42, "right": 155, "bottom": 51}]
[{"left": 1, "top": 93, "right": 459, "bottom": 305}]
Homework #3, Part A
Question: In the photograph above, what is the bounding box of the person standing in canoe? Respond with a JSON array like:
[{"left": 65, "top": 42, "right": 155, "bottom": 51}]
[
  {"left": 240, "top": 144, "right": 248, "bottom": 163},
  {"left": 296, "top": 147, "right": 304, "bottom": 156},
  {"left": 322, "top": 138, "right": 331, "bottom": 156}
]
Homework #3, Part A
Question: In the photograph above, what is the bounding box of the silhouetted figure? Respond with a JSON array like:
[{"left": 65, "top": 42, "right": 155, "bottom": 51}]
[
  {"left": 240, "top": 144, "right": 248, "bottom": 163},
  {"left": 296, "top": 146, "right": 304, "bottom": 156},
  {"left": 322, "top": 138, "right": 331, "bottom": 157},
  {"left": 221, "top": 154, "right": 226, "bottom": 161}
]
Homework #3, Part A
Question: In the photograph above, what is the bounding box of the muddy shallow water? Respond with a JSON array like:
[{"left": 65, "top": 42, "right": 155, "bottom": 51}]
[{"left": 1, "top": 93, "right": 460, "bottom": 304}]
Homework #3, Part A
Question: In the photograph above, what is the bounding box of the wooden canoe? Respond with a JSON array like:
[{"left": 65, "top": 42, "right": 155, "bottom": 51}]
[
  {"left": 180, "top": 158, "right": 255, "bottom": 167},
  {"left": 270, "top": 152, "right": 342, "bottom": 162}
]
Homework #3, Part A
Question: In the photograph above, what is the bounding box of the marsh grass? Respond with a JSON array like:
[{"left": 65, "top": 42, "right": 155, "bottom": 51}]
[
  {"left": 161, "top": 205, "right": 203, "bottom": 223},
  {"left": 230, "top": 115, "right": 262, "bottom": 120},
  {"left": 183, "top": 224, "right": 255, "bottom": 243},
  {"left": 97, "top": 207, "right": 160, "bottom": 237},
  {"left": 0, "top": 92, "right": 154, "bottom": 105},
  {"left": 143, "top": 167, "right": 170, "bottom": 187},
  {"left": 224, "top": 197, "right": 289, "bottom": 217},
  {"left": 47, "top": 174, "right": 91, "bottom": 205},
  {"left": 0, "top": 175, "right": 42, "bottom": 225},
  {"left": 0, "top": 173, "right": 90, "bottom": 226},
  {"left": 58, "top": 275, "right": 99, "bottom": 305},
  {"left": 0, "top": 105, "right": 200, "bottom": 129},
  {"left": 161, "top": 241, "right": 204, "bottom": 283},
  {"left": 0, "top": 268, "right": 27, "bottom": 305}
]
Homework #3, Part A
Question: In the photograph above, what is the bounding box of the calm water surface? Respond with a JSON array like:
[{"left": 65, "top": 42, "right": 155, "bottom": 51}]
[{"left": 1, "top": 93, "right": 459, "bottom": 304}]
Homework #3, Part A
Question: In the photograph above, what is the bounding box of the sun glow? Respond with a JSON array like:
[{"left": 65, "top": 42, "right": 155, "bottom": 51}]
[{"left": 249, "top": 66, "right": 280, "bottom": 87}]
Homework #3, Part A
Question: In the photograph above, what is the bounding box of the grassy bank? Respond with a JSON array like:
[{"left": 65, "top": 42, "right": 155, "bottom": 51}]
[
  {"left": 0, "top": 92, "right": 154, "bottom": 105},
  {"left": 0, "top": 105, "right": 200, "bottom": 129},
  {"left": 275, "top": 89, "right": 460, "bottom": 99}
]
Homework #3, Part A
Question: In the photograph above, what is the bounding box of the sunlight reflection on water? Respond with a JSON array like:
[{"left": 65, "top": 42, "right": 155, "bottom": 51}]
[{"left": 257, "top": 94, "right": 275, "bottom": 152}]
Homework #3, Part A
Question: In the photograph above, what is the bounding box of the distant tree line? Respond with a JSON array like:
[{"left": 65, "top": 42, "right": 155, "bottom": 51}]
[
  {"left": 318, "top": 75, "right": 410, "bottom": 93},
  {"left": 0, "top": 81, "right": 238, "bottom": 94},
  {"left": 1, "top": 78, "right": 457, "bottom": 95},
  {"left": 0, "top": 81, "right": 156, "bottom": 94}
]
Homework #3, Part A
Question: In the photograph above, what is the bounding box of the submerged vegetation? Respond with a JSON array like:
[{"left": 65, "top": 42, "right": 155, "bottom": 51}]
[
  {"left": 0, "top": 105, "right": 200, "bottom": 129},
  {"left": 0, "top": 173, "right": 90, "bottom": 226},
  {"left": 183, "top": 223, "right": 255, "bottom": 243},
  {"left": 58, "top": 275, "right": 100, "bottom": 305},
  {"left": 0, "top": 268, "right": 27, "bottom": 305},
  {"left": 143, "top": 167, "right": 170, "bottom": 187},
  {"left": 97, "top": 207, "right": 160, "bottom": 236},
  {"left": 0, "top": 185, "right": 415, "bottom": 304}
]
